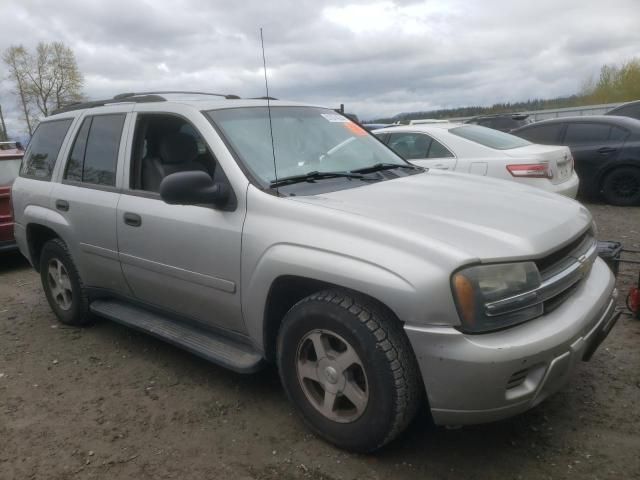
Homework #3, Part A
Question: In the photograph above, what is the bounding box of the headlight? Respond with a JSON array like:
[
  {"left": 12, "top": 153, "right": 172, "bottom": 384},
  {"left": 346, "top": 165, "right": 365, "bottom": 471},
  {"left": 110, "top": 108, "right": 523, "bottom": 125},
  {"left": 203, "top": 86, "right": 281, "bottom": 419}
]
[{"left": 452, "top": 262, "right": 543, "bottom": 333}]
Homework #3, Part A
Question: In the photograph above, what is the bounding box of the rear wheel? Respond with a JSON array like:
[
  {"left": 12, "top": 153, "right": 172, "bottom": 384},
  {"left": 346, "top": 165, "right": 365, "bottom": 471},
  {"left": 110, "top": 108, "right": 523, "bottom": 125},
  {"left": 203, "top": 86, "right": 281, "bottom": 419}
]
[
  {"left": 601, "top": 167, "right": 640, "bottom": 206},
  {"left": 40, "top": 239, "right": 92, "bottom": 326},
  {"left": 277, "top": 289, "right": 422, "bottom": 452}
]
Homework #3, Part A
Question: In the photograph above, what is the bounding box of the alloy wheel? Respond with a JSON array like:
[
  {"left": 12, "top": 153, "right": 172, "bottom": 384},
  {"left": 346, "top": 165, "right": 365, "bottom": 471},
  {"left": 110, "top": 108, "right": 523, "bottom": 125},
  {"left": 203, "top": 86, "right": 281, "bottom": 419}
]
[
  {"left": 47, "top": 258, "right": 73, "bottom": 311},
  {"left": 296, "top": 329, "right": 369, "bottom": 423}
]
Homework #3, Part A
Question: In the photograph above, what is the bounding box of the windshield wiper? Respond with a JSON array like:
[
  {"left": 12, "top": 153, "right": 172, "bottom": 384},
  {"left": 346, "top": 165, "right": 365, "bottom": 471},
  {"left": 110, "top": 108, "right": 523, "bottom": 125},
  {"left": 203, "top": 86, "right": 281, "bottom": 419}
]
[
  {"left": 270, "top": 170, "right": 364, "bottom": 188},
  {"left": 350, "top": 163, "right": 422, "bottom": 174}
]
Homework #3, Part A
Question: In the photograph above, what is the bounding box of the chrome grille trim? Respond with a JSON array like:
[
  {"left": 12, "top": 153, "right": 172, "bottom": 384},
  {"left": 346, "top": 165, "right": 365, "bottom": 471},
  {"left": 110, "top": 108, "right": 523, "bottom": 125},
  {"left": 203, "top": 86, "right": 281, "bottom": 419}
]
[{"left": 485, "top": 237, "right": 597, "bottom": 317}]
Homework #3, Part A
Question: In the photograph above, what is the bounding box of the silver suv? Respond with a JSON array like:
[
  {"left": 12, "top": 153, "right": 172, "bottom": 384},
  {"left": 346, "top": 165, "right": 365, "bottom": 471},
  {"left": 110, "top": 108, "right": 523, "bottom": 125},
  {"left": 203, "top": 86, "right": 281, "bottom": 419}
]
[{"left": 11, "top": 92, "right": 619, "bottom": 452}]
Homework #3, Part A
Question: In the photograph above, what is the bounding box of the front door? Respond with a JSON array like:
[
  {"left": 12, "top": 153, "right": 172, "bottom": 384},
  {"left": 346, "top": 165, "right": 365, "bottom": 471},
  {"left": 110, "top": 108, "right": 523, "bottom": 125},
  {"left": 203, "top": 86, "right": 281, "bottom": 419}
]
[
  {"left": 116, "top": 112, "right": 245, "bottom": 333},
  {"left": 387, "top": 132, "right": 457, "bottom": 170}
]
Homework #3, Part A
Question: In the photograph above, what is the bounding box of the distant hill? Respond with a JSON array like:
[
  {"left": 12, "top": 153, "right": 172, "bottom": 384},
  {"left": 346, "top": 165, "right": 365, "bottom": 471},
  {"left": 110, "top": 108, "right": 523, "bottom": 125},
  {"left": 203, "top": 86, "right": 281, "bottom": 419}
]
[{"left": 365, "top": 94, "right": 592, "bottom": 123}]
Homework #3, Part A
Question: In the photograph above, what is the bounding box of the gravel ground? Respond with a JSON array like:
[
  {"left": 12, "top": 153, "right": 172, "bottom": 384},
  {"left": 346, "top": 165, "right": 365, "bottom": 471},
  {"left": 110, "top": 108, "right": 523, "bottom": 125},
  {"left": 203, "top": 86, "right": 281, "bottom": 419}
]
[{"left": 1, "top": 201, "right": 639, "bottom": 480}]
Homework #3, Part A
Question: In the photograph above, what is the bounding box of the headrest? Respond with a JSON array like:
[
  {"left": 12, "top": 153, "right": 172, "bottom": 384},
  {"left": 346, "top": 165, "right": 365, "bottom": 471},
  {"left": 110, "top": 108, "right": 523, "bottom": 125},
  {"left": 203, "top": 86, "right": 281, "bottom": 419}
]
[{"left": 159, "top": 132, "right": 199, "bottom": 165}]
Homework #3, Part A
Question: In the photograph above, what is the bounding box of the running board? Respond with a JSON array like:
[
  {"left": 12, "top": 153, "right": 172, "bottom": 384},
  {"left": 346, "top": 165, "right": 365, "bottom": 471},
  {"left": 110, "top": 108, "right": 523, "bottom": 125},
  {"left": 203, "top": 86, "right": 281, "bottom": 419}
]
[{"left": 89, "top": 299, "right": 263, "bottom": 373}]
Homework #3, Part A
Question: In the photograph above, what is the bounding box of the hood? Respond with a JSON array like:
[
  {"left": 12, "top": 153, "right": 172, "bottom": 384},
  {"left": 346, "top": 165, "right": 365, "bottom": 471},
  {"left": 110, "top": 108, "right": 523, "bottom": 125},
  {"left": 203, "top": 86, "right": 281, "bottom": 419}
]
[{"left": 290, "top": 170, "right": 591, "bottom": 262}]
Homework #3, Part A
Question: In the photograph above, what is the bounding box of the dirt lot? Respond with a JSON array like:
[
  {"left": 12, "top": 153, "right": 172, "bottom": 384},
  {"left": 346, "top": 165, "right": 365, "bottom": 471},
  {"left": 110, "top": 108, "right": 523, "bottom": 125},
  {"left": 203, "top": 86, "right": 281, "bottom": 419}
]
[{"left": 1, "top": 201, "right": 639, "bottom": 480}]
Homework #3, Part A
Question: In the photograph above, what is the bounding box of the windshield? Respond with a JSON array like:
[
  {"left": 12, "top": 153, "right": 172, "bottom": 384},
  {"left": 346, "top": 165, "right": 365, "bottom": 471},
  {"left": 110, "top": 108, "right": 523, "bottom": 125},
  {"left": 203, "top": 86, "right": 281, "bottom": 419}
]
[
  {"left": 0, "top": 159, "right": 22, "bottom": 186},
  {"left": 450, "top": 124, "right": 531, "bottom": 150},
  {"left": 206, "top": 107, "right": 409, "bottom": 188}
]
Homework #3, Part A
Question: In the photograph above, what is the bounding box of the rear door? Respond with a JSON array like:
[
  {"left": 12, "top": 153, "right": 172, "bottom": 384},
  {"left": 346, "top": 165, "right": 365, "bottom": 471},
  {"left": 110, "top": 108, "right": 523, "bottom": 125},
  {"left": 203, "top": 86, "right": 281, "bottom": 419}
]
[
  {"left": 561, "top": 122, "right": 627, "bottom": 192},
  {"left": 50, "top": 106, "right": 133, "bottom": 294}
]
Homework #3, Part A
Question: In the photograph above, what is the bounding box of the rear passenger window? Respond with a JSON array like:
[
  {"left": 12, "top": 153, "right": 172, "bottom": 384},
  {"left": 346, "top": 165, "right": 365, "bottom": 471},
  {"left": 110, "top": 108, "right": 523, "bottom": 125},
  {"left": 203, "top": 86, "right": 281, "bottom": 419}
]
[
  {"left": 21, "top": 119, "right": 73, "bottom": 180},
  {"left": 426, "top": 137, "right": 454, "bottom": 158},
  {"left": 64, "top": 114, "right": 125, "bottom": 186},
  {"left": 65, "top": 118, "right": 91, "bottom": 182},
  {"left": 564, "top": 123, "right": 610, "bottom": 144}
]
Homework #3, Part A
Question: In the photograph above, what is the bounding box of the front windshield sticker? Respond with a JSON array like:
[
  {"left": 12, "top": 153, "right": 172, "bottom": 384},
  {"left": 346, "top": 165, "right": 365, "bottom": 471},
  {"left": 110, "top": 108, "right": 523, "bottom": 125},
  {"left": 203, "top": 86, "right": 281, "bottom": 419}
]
[
  {"left": 344, "top": 122, "right": 367, "bottom": 136},
  {"left": 321, "top": 113, "right": 349, "bottom": 122}
]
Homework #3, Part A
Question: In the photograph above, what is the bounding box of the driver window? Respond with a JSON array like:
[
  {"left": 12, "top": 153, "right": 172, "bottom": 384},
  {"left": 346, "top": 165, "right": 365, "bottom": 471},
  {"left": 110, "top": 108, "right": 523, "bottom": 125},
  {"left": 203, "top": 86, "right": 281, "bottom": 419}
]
[{"left": 130, "top": 114, "right": 218, "bottom": 193}]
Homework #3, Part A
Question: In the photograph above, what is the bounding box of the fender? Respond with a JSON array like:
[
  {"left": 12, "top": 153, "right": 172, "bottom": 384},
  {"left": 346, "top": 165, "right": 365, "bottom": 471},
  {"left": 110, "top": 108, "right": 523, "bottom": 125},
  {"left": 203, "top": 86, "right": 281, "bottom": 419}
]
[
  {"left": 23, "top": 204, "right": 76, "bottom": 265},
  {"left": 242, "top": 242, "right": 420, "bottom": 350}
]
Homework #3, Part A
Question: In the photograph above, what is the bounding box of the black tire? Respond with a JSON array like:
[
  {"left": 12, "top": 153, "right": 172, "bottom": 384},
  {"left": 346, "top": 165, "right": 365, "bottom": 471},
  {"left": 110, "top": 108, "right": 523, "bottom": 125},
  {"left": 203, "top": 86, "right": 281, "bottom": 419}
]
[
  {"left": 601, "top": 167, "right": 640, "bottom": 206},
  {"left": 277, "top": 289, "right": 423, "bottom": 452},
  {"left": 39, "top": 238, "right": 92, "bottom": 326}
]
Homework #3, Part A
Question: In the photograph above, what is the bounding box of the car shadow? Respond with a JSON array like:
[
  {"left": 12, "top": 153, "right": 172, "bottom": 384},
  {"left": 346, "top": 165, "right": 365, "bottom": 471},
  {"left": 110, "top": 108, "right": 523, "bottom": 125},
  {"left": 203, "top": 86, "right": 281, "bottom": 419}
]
[{"left": 0, "top": 251, "right": 30, "bottom": 273}]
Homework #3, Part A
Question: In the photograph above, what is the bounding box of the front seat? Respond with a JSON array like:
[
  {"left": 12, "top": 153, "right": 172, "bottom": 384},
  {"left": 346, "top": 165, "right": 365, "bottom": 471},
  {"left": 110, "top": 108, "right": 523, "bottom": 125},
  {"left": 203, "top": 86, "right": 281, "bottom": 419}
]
[{"left": 142, "top": 132, "right": 209, "bottom": 192}]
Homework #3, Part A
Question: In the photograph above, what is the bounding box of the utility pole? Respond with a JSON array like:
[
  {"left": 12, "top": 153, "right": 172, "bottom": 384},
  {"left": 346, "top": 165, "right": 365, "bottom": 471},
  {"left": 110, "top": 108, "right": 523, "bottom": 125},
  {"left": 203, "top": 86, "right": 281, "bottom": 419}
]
[{"left": 0, "top": 104, "right": 7, "bottom": 141}]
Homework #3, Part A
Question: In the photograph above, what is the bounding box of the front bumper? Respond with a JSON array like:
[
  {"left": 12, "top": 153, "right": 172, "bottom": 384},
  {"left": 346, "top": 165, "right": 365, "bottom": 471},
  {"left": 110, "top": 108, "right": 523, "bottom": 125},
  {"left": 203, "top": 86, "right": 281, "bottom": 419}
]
[{"left": 405, "top": 257, "right": 618, "bottom": 425}]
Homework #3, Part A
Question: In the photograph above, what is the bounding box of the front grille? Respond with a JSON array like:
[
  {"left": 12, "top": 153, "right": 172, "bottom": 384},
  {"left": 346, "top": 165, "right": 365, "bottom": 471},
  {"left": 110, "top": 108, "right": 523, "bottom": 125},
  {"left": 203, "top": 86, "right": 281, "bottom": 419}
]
[
  {"left": 537, "top": 231, "right": 593, "bottom": 280},
  {"left": 538, "top": 231, "right": 596, "bottom": 311}
]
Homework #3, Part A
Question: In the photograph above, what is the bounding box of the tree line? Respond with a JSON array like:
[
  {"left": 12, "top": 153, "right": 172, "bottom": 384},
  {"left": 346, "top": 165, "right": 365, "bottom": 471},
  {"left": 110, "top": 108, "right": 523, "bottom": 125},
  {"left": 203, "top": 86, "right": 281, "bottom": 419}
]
[
  {"left": 1, "top": 42, "right": 83, "bottom": 139},
  {"left": 367, "top": 58, "right": 640, "bottom": 123}
]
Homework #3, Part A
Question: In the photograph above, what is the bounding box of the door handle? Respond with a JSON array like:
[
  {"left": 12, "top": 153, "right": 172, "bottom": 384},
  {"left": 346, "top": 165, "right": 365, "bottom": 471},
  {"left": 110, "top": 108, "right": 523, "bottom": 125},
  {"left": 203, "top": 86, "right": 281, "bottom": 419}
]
[
  {"left": 598, "top": 147, "right": 616, "bottom": 154},
  {"left": 55, "top": 199, "right": 69, "bottom": 212},
  {"left": 123, "top": 212, "right": 142, "bottom": 227}
]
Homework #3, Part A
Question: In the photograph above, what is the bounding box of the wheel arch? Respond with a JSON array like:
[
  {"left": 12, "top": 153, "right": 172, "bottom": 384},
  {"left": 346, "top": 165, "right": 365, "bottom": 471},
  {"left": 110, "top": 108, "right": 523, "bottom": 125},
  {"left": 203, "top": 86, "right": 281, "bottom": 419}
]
[
  {"left": 26, "top": 223, "right": 64, "bottom": 272},
  {"left": 596, "top": 160, "right": 640, "bottom": 191},
  {"left": 260, "top": 273, "right": 412, "bottom": 363},
  {"left": 24, "top": 205, "right": 72, "bottom": 272}
]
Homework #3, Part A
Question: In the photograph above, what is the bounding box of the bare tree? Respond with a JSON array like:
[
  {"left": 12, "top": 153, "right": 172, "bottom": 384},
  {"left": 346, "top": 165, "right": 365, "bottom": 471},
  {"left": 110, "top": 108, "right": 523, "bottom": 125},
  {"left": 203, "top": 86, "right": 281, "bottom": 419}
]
[
  {"left": 24, "top": 42, "right": 84, "bottom": 117},
  {"left": 3, "top": 42, "right": 84, "bottom": 132},
  {"left": 2, "top": 45, "right": 35, "bottom": 135}
]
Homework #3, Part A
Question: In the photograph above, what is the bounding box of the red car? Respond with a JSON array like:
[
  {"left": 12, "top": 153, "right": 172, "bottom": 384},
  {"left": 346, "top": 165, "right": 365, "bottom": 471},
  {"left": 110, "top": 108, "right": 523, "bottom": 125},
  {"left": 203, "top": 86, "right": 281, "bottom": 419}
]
[{"left": 0, "top": 141, "right": 24, "bottom": 252}]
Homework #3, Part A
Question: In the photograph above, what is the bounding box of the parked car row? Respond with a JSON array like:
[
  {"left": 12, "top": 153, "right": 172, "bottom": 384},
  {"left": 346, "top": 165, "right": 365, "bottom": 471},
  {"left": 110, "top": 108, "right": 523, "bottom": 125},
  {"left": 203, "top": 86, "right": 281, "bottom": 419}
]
[{"left": 9, "top": 92, "right": 620, "bottom": 453}]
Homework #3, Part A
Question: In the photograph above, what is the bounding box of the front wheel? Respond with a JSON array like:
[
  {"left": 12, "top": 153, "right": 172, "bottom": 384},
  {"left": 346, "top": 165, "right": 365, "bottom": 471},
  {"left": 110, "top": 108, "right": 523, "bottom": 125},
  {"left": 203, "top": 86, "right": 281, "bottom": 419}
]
[
  {"left": 601, "top": 167, "right": 640, "bottom": 206},
  {"left": 277, "top": 290, "right": 423, "bottom": 452}
]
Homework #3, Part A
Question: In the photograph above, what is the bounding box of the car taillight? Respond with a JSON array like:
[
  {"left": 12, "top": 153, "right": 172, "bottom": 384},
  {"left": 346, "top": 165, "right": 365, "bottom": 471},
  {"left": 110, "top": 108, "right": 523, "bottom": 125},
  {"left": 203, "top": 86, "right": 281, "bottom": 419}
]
[{"left": 506, "top": 163, "right": 552, "bottom": 179}]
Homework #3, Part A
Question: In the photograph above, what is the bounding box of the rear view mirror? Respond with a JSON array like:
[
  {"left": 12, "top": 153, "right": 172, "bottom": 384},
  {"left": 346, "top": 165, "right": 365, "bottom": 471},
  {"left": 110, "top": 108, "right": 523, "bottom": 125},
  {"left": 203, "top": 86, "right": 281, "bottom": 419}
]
[{"left": 159, "top": 171, "right": 230, "bottom": 208}]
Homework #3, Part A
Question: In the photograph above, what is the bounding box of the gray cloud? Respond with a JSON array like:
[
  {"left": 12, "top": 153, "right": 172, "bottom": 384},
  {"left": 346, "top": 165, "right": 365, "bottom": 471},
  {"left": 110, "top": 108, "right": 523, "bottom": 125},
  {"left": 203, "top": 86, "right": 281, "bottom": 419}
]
[{"left": 1, "top": 0, "right": 638, "bottom": 137}]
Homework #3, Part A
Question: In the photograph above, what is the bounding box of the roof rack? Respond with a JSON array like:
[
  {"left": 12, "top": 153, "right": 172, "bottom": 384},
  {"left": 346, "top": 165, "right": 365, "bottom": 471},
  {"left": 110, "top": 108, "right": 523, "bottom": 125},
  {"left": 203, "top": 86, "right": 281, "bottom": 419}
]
[
  {"left": 51, "top": 94, "right": 167, "bottom": 115},
  {"left": 51, "top": 91, "right": 242, "bottom": 116},
  {"left": 114, "top": 91, "right": 241, "bottom": 100}
]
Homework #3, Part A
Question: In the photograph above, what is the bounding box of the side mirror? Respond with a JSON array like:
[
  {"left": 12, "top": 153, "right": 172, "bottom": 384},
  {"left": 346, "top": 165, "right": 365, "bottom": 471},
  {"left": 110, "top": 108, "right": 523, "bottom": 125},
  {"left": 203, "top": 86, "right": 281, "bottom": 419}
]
[{"left": 159, "top": 171, "right": 230, "bottom": 208}]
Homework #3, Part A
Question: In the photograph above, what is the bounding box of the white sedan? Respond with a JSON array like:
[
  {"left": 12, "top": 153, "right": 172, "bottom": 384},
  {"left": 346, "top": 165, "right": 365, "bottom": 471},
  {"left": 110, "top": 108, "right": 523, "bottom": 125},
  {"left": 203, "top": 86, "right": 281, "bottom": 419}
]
[{"left": 373, "top": 123, "right": 579, "bottom": 197}]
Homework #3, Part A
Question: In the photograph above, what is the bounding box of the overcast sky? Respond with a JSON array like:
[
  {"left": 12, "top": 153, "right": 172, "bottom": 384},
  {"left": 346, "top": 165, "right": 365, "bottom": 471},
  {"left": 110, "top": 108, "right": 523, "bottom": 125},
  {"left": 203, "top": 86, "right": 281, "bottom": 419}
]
[{"left": 1, "top": 0, "right": 639, "bottom": 135}]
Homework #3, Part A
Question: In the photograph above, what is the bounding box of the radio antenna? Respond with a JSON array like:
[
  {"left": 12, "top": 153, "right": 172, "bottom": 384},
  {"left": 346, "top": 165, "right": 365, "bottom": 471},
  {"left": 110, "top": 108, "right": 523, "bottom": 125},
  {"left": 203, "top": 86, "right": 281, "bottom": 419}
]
[{"left": 260, "top": 28, "right": 278, "bottom": 194}]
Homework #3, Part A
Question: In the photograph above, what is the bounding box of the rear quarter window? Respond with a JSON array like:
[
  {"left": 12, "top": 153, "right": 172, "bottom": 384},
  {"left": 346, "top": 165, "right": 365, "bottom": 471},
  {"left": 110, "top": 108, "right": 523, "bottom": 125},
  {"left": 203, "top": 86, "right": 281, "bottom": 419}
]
[{"left": 21, "top": 119, "right": 73, "bottom": 180}]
